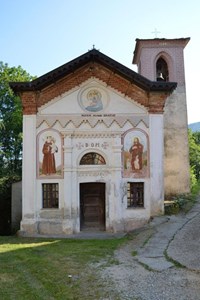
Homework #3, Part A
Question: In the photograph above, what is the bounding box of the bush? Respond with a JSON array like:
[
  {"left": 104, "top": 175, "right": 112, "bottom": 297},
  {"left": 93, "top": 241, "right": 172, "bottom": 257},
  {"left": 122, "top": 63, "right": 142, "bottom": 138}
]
[{"left": 190, "top": 166, "right": 197, "bottom": 191}]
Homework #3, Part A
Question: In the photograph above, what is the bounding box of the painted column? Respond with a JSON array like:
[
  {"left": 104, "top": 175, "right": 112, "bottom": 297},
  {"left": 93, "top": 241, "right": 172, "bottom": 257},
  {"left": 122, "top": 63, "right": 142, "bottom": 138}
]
[
  {"left": 71, "top": 134, "right": 80, "bottom": 233},
  {"left": 20, "top": 115, "right": 37, "bottom": 234},
  {"left": 63, "top": 133, "right": 73, "bottom": 234},
  {"left": 109, "top": 134, "right": 123, "bottom": 232},
  {"left": 149, "top": 114, "right": 164, "bottom": 216}
]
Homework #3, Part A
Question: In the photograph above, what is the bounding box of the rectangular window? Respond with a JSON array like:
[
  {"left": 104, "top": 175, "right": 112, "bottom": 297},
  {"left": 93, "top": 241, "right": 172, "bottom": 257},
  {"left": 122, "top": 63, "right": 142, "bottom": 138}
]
[
  {"left": 42, "top": 183, "right": 59, "bottom": 208},
  {"left": 127, "top": 182, "right": 144, "bottom": 208}
]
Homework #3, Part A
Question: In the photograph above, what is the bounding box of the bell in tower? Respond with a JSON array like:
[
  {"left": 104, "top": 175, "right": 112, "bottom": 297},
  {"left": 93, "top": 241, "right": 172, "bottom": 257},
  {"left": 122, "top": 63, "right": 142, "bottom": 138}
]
[{"left": 156, "top": 57, "right": 169, "bottom": 81}]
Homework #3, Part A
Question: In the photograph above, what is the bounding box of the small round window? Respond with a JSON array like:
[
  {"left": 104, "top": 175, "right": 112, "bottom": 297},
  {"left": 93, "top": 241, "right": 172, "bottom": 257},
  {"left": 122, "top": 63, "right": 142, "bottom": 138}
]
[{"left": 80, "top": 152, "right": 106, "bottom": 165}]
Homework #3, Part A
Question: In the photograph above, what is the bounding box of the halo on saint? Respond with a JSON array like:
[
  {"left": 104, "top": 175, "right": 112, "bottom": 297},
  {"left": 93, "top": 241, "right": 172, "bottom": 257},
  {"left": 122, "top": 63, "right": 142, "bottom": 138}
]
[{"left": 78, "top": 85, "right": 108, "bottom": 112}]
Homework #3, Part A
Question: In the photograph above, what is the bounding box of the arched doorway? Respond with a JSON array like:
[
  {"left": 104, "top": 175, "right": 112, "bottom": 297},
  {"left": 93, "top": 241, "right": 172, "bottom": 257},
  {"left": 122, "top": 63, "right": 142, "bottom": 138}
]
[{"left": 80, "top": 182, "right": 105, "bottom": 231}]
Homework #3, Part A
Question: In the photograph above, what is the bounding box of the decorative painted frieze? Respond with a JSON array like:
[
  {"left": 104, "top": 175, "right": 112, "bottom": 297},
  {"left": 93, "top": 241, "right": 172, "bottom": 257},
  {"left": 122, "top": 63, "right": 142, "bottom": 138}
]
[
  {"left": 77, "top": 170, "right": 111, "bottom": 177},
  {"left": 75, "top": 141, "right": 109, "bottom": 150},
  {"left": 36, "top": 115, "right": 149, "bottom": 129}
]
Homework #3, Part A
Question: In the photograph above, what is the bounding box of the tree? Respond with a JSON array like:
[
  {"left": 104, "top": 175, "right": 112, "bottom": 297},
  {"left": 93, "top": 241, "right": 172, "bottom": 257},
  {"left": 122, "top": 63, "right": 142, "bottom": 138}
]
[
  {"left": 0, "top": 62, "right": 34, "bottom": 177},
  {"left": 188, "top": 129, "right": 200, "bottom": 181}
]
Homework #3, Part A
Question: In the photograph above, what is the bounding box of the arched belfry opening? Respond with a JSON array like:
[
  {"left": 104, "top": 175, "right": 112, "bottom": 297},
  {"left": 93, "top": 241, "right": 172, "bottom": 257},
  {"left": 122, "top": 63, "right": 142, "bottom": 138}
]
[{"left": 156, "top": 57, "right": 169, "bottom": 81}]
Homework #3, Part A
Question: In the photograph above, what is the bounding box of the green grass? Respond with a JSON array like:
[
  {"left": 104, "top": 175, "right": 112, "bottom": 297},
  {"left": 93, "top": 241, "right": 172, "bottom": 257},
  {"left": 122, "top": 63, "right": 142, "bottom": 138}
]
[
  {"left": 0, "top": 236, "right": 126, "bottom": 300},
  {"left": 131, "top": 250, "right": 138, "bottom": 256},
  {"left": 164, "top": 249, "right": 186, "bottom": 269},
  {"left": 165, "top": 182, "right": 200, "bottom": 215}
]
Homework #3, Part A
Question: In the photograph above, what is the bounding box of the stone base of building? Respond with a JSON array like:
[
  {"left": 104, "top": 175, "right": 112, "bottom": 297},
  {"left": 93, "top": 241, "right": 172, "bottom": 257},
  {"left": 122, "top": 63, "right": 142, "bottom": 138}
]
[{"left": 18, "top": 216, "right": 154, "bottom": 238}]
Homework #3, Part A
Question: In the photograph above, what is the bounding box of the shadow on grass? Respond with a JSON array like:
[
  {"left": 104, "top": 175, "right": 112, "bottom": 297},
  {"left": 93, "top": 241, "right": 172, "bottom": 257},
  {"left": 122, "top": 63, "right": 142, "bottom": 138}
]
[{"left": 0, "top": 235, "right": 127, "bottom": 300}]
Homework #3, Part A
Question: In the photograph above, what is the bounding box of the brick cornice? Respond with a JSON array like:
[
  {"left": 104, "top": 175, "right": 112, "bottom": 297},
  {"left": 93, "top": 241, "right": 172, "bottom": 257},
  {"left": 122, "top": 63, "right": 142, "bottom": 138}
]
[
  {"left": 148, "top": 92, "right": 168, "bottom": 113},
  {"left": 18, "top": 63, "right": 171, "bottom": 115},
  {"left": 21, "top": 91, "right": 37, "bottom": 115}
]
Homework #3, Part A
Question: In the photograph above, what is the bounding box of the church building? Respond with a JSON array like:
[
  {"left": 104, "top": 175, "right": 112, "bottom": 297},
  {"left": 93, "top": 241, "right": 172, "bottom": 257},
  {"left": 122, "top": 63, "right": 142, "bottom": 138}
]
[{"left": 10, "top": 37, "right": 190, "bottom": 236}]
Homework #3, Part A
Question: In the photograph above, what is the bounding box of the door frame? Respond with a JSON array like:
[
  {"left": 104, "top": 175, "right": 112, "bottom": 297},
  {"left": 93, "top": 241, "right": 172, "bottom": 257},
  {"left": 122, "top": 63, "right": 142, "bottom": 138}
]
[{"left": 80, "top": 182, "right": 106, "bottom": 231}]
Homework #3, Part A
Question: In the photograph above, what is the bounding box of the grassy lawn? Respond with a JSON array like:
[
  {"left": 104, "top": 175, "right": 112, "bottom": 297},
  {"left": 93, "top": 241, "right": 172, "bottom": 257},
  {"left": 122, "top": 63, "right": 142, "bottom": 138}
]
[{"left": 0, "top": 236, "right": 126, "bottom": 300}]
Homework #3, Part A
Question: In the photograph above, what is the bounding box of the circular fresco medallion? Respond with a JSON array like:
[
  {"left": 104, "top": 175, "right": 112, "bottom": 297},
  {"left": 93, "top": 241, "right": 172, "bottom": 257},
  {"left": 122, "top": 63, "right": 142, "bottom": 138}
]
[{"left": 78, "top": 86, "right": 108, "bottom": 112}]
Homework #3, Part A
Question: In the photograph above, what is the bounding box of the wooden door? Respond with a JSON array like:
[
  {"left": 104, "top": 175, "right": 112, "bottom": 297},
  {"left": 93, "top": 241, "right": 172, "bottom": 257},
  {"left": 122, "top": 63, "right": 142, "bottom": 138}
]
[{"left": 80, "top": 183, "right": 105, "bottom": 231}]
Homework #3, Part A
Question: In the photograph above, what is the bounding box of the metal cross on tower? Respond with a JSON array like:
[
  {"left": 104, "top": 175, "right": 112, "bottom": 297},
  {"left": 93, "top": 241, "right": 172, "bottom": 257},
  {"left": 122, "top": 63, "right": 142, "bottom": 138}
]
[{"left": 151, "top": 28, "right": 161, "bottom": 38}]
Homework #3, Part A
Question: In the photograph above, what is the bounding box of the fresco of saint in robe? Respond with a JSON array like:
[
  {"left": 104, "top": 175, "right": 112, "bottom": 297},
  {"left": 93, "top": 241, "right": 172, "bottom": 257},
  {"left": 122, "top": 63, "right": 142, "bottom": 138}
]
[
  {"left": 123, "top": 129, "right": 148, "bottom": 178},
  {"left": 42, "top": 135, "right": 58, "bottom": 175},
  {"left": 37, "top": 130, "right": 63, "bottom": 178}
]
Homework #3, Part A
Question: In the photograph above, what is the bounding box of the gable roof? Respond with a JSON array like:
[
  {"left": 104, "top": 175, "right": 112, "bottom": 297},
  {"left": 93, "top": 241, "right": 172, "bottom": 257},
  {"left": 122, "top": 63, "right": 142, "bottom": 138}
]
[{"left": 10, "top": 49, "right": 177, "bottom": 93}]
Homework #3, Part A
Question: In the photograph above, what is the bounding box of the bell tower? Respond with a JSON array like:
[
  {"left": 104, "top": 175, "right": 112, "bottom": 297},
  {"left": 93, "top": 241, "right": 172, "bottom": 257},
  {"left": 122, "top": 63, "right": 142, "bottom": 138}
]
[{"left": 133, "top": 38, "right": 190, "bottom": 197}]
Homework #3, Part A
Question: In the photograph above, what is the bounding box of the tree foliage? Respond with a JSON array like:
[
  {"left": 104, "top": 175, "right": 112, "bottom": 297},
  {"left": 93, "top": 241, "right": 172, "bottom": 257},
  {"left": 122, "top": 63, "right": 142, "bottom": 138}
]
[
  {"left": 188, "top": 129, "right": 200, "bottom": 181},
  {"left": 0, "top": 62, "right": 34, "bottom": 177}
]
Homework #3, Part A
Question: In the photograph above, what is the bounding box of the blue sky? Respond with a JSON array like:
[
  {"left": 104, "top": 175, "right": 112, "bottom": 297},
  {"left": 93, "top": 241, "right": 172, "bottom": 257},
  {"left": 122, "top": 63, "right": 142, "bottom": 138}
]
[{"left": 1, "top": 0, "right": 199, "bottom": 124}]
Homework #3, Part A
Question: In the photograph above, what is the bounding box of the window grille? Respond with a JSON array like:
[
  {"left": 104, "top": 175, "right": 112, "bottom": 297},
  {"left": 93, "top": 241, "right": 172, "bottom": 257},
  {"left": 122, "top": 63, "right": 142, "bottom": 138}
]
[
  {"left": 42, "top": 183, "right": 59, "bottom": 208},
  {"left": 127, "top": 182, "right": 144, "bottom": 208},
  {"left": 80, "top": 152, "right": 106, "bottom": 165}
]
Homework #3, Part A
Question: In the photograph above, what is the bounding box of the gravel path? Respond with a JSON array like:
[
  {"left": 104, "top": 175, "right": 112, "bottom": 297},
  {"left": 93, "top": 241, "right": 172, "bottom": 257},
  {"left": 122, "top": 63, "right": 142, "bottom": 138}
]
[{"left": 97, "top": 200, "right": 200, "bottom": 300}]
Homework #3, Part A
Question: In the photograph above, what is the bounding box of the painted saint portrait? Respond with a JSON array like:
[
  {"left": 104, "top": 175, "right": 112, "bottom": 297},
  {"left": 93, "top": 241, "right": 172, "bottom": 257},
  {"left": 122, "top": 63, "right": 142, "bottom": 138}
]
[
  {"left": 78, "top": 86, "right": 108, "bottom": 112},
  {"left": 85, "top": 89, "right": 103, "bottom": 112},
  {"left": 37, "top": 130, "right": 63, "bottom": 178},
  {"left": 129, "top": 137, "right": 143, "bottom": 171},
  {"left": 42, "top": 135, "right": 58, "bottom": 175},
  {"left": 123, "top": 129, "right": 149, "bottom": 178}
]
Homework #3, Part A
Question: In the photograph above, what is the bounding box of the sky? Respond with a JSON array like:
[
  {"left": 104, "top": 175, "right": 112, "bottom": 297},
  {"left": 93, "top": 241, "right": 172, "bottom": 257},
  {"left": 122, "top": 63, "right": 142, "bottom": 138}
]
[{"left": 1, "top": 0, "right": 199, "bottom": 124}]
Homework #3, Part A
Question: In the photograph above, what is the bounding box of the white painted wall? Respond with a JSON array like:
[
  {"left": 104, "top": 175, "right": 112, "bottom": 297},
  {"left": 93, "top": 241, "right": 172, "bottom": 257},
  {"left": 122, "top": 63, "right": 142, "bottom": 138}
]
[
  {"left": 20, "top": 115, "right": 37, "bottom": 234},
  {"left": 20, "top": 81, "right": 165, "bottom": 236},
  {"left": 149, "top": 114, "right": 164, "bottom": 215}
]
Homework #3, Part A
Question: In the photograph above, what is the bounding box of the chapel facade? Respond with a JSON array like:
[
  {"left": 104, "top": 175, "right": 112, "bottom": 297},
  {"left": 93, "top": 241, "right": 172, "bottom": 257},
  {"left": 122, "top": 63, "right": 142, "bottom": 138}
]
[{"left": 10, "top": 38, "right": 190, "bottom": 236}]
